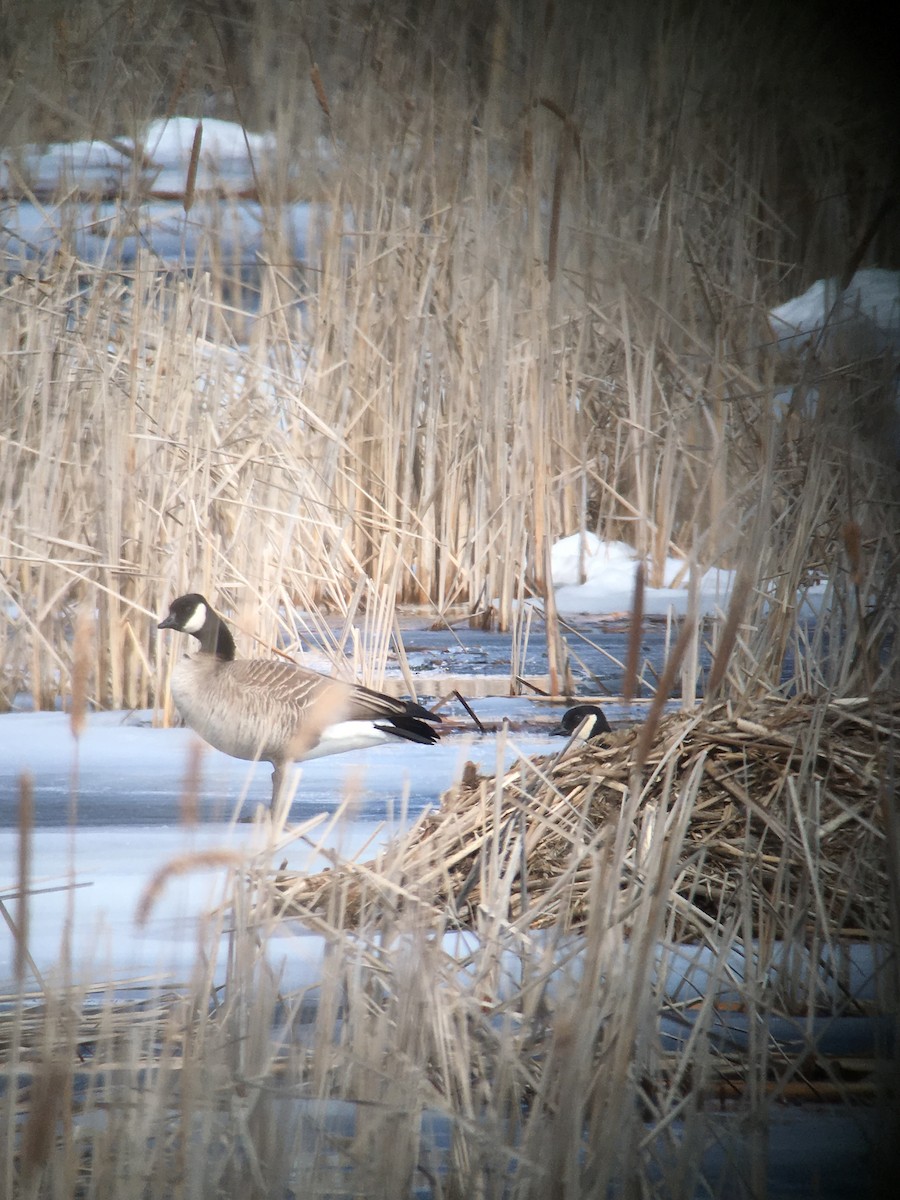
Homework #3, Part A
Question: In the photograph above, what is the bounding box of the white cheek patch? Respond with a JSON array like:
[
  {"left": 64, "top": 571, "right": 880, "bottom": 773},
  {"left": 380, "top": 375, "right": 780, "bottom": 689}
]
[{"left": 182, "top": 602, "right": 208, "bottom": 634}]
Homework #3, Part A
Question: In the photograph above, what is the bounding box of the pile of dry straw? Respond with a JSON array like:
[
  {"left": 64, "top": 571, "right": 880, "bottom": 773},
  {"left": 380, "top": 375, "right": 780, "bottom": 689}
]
[{"left": 272, "top": 694, "right": 894, "bottom": 943}]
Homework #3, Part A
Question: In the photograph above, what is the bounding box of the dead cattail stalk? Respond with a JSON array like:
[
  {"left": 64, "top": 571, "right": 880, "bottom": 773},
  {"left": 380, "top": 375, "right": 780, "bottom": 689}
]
[
  {"left": 548, "top": 152, "right": 564, "bottom": 283},
  {"left": 705, "top": 569, "right": 754, "bottom": 699},
  {"left": 309, "top": 62, "right": 330, "bottom": 118},
  {"left": 842, "top": 519, "right": 862, "bottom": 586},
  {"left": 16, "top": 772, "right": 33, "bottom": 984},
  {"left": 183, "top": 118, "right": 202, "bottom": 213},
  {"left": 179, "top": 739, "right": 204, "bottom": 827},
  {"left": 70, "top": 605, "right": 93, "bottom": 741},
  {"left": 633, "top": 613, "right": 696, "bottom": 771},
  {"left": 21, "top": 1062, "right": 67, "bottom": 1180},
  {"left": 623, "top": 561, "right": 645, "bottom": 703}
]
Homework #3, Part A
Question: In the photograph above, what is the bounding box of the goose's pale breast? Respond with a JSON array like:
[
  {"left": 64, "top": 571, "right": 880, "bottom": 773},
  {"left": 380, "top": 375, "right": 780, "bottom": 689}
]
[{"left": 170, "top": 654, "right": 322, "bottom": 762}]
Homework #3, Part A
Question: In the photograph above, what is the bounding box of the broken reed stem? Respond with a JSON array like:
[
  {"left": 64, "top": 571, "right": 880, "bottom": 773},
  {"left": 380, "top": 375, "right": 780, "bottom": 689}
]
[
  {"left": 70, "top": 605, "right": 93, "bottom": 740},
  {"left": 16, "top": 773, "right": 33, "bottom": 985},
  {"left": 633, "top": 610, "right": 697, "bottom": 771},
  {"left": 706, "top": 567, "right": 753, "bottom": 699},
  {"left": 624, "top": 561, "right": 645, "bottom": 703}
]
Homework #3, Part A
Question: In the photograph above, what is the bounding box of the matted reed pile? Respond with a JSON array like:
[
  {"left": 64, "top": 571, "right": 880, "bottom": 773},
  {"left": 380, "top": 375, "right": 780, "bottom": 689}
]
[
  {"left": 4, "top": 695, "right": 896, "bottom": 1197},
  {"left": 273, "top": 693, "right": 895, "bottom": 942}
]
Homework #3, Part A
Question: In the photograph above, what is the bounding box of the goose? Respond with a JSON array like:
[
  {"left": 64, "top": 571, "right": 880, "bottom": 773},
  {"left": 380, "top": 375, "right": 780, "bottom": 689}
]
[
  {"left": 550, "top": 704, "right": 612, "bottom": 740},
  {"left": 158, "top": 593, "right": 441, "bottom": 808}
]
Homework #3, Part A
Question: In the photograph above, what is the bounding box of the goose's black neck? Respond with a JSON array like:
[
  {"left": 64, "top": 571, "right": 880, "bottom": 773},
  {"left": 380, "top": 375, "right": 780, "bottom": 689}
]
[{"left": 199, "top": 614, "right": 236, "bottom": 661}]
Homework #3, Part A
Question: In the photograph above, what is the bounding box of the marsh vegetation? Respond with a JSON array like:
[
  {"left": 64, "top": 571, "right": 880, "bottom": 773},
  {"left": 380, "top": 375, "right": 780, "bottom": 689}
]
[{"left": 1, "top": 1, "right": 898, "bottom": 1195}]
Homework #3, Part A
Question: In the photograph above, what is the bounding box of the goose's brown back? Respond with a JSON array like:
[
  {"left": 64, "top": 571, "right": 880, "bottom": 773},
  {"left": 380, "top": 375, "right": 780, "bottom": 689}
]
[{"left": 170, "top": 652, "right": 430, "bottom": 765}]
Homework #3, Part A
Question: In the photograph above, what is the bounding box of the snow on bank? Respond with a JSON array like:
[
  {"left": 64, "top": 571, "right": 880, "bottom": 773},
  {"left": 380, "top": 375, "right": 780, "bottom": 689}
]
[
  {"left": 1, "top": 116, "right": 278, "bottom": 197},
  {"left": 0, "top": 196, "right": 338, "bottom": 279},
  {"left": 548, "top": 532, "right": 830, "bottom": 619},
  {"left": 1, "top": 115, "right": 349, "bottom": 305},
  {"left": 768, "top": 268, "right": 900, "bottom": 457},
  {"left": 551, "top": 534, "right": 728, "bottom": 617},
  {"left": 769, "top": 268, "right": 900, "bottom": 357}
]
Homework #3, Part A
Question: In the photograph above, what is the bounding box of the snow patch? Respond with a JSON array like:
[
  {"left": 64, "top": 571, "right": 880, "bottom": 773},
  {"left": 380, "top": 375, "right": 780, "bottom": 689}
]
[
  {"left": 769, "top": 268, "right": 900, "bottom": 356},
  {"left": 549, "top": 535, "right": 736, "bottom": 617}
]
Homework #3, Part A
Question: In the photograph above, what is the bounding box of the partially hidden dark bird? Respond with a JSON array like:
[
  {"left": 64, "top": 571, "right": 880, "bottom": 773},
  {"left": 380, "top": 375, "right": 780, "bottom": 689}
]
[{"left": 551, "top": 703, "right": 612, "bottom": 741}]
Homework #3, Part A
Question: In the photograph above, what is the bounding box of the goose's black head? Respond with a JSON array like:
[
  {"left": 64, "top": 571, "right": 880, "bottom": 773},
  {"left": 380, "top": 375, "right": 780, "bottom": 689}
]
[
  {"left": 551, "top": 704, "right": 612, "bottom": 739},
  {"left": 158, "top": 593, "right": 235, "bottom": 659},
  {"left": 158, "top": 593, "right": 211, "bottom": 635}
]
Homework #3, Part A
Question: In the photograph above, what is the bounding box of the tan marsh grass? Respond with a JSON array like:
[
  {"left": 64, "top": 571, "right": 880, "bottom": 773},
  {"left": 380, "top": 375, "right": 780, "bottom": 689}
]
[
  {"left": 2, "top": 3, "right": 899, "bottom": 1195},
  {"left": 2, "top": 2, "right": 898, "bottom": 713},
  {"left": 4, "top": 702, "right": 896, "bottom": 1196}
]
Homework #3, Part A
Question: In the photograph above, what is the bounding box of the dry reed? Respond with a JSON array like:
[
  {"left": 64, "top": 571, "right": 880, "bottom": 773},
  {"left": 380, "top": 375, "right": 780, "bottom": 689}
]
[
  {"left": 2, "top": 2, "right": 899, "bottom": 1195},
  {"left": 272, "top": 693, "right": 895, "bottom": 945},
  {"left": 3, "top": 695, "right": 896, "bottom": 1196},
  {"left": 1, "top": 2, "right": 896, "bottom": 718}
]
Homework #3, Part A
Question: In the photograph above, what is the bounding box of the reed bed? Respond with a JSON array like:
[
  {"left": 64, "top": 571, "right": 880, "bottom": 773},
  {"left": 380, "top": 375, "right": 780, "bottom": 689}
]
[
  {"left": 2, "top": 0, "right": 898, "bottom": 714},
  {"left": 2, "top": 3, "right": 899, "bottom": 1195},
  {"left": 272, "top": 693, "right": 896, "bottom": 947},
  {"left": 4, "top": 690, "right": 896, "bottom": 1197}
]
